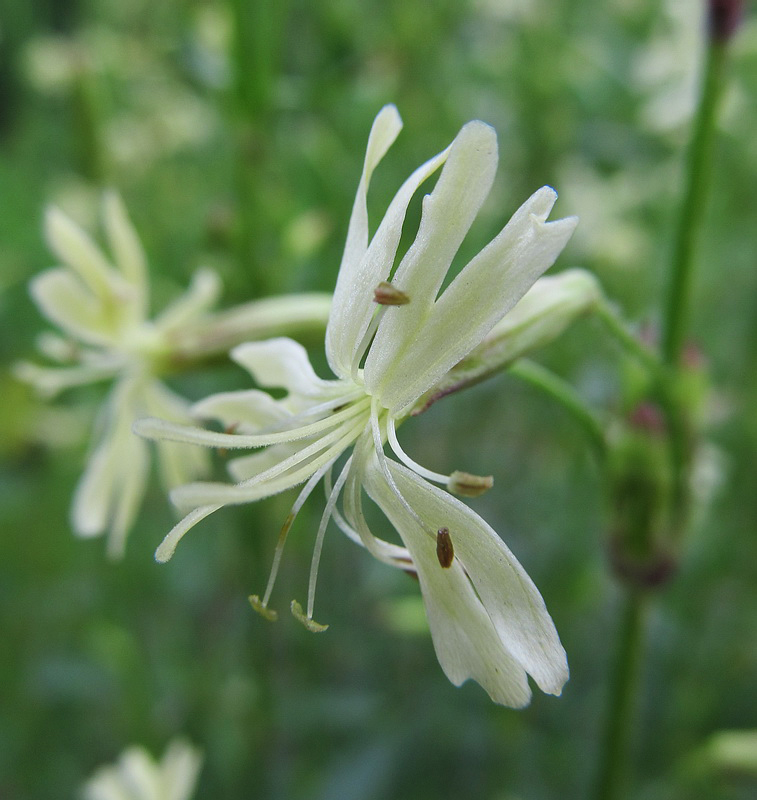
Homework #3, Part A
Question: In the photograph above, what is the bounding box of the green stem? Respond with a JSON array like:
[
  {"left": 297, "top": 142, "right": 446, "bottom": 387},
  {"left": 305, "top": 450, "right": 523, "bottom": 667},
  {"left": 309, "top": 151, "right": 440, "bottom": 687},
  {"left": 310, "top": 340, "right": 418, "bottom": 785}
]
[
  {"left": 662, "top": 37, "right": 728, "bottom": 366},
  {"left": 592, "top": 589, "right": 649, "bottom": 800},
  {"left": 508, "top": 360, "right": 607, "bottom": 460},
  {"left": 595, "top": 301, "right": 664, "bottom": 381}
]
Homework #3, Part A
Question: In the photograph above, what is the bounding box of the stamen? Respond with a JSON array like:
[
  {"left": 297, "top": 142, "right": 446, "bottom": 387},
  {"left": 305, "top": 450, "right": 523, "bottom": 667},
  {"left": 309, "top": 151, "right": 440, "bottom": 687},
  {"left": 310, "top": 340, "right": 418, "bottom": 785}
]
[
  {"left": 448, "top": 470, "right": 494, "bottom": 498},
  {"left": 386, "top": 416, "right": 450, "bottom": 485},
  {"left": 135, "top": 396, "right": 371, "bottom": 450},
  {"left": 258, "top": 460, "right": 333, "bottom": 611},
  {"left": 249, "top": 595, "right": 278, "bottom": 621},
  {"left": 436, "top": 527, "right": 454, "bottom": 568},
  {"left": 306, "top": 458, "right": 352, "bottom": 619},
  {"left": 370, "top": 401, "right": 437, "bottom": 544},
  {"left": 373, "top": 281, "right": 410, "bottom": 305},
  {"left": 291, "top": 599, "right": 328, "bottom": 632}
]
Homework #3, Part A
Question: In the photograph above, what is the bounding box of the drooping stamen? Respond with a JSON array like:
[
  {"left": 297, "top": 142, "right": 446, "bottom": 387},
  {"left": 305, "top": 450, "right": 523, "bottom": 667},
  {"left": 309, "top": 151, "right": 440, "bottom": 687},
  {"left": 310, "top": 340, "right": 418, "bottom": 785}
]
[
  {"left": 257, "top": 459, "right": 334, "bottom": 614},
  {"left": 370, "top": 400, "right": 437, "bottom": 544},
  {"left": 448, "top": 470, "right": 493, "bottom": 498},
  {"left": 436, "top": 527, "right": 454, "bottom": 568},
  {"left": 373, "top": 281, "right": 410, "bottom": 306},
  {"left": 249, "top": 595, "right": 278, "bottom": 621},
  {"left": 386, "top": 415, "right": 450, "bottom": 485},
  {"left": 343, "top": 434, "right": 416, "bottom": 568},
  {"left": 306, "top": 458, "right": 352, "bottom": 620}
]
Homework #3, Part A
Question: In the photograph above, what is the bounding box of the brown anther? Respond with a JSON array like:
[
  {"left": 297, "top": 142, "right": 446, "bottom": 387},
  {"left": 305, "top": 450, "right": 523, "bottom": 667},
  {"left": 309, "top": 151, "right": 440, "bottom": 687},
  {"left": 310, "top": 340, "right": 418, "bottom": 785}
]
[
  {"left": 436, "top": 527, "right": 454, "bottom": 569},
  {"left": 448, "top": 470, "right": 494, "bottom": 498},
  {"left": 373, "top": 281, "right": 410, "bottom": 306}
]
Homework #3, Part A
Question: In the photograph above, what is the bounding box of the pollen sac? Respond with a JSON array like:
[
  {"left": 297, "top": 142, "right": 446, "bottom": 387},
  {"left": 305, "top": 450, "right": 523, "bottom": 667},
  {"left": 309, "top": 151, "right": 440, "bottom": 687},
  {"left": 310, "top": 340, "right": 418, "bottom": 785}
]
[
  {"left": 291, "top": 599, "right": 329, "bottom": 633},
  {"left": 448, "top": 470, "right": 494, "bottom": 498},
  {"left": 249, "top": 594, "right": 278, "bottom": 621},
  {"left": 436, "top": 527, "right": 454, "bottom": 568},
  {"left": 373, "top": 281, "right": 410, "bottom": 306}
]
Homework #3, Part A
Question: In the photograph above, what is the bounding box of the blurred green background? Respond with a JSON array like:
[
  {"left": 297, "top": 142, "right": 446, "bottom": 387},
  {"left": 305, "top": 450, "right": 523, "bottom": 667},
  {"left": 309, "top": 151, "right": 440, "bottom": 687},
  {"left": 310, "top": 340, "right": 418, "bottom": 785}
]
[{"left": 1, "top": 0, "right": 756, "bottom": 798}]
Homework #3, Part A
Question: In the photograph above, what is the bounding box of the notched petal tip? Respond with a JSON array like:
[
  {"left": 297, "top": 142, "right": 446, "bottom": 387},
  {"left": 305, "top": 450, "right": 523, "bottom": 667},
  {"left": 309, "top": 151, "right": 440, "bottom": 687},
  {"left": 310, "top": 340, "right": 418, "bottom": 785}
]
[
  {"left": 291, "top": 600, "right": 329, "bottom": 632},
  {"left": 249, "top": 595, "right": 279, "bottom": 622}
]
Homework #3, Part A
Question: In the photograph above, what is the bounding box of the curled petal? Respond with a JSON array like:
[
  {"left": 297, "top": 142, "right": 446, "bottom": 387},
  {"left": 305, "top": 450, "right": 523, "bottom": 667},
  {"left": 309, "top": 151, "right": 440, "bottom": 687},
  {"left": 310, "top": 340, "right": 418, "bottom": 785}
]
[{"left": 363, "top": 455, "right": 568, "bottom": 698}]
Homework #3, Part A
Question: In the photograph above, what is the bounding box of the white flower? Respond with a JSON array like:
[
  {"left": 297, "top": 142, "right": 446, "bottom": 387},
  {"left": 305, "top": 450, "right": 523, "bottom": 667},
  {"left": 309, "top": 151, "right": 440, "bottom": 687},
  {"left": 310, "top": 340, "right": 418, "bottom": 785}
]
[
  {"left": 82, "top": 739, "right": 202, "bottom": 800},
  {"left": 16, "top": 193, "right": 219, "bottom": 558},
  {"left": 137, "top": 106, "right": 577, "bottom": 706}
]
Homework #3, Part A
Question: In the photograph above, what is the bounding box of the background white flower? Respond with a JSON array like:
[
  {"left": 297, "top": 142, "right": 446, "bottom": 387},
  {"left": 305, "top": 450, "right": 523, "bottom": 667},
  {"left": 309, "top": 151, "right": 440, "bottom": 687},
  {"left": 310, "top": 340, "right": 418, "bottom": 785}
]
[
  {"left": 137, "top": 106, "right": 577, "bottom": 706},
  {"left": 82, "top": 739, "right": 202, "bottom": 800},
  {"left": 16, "top": 193, "right": 218, "bottom": 558}
]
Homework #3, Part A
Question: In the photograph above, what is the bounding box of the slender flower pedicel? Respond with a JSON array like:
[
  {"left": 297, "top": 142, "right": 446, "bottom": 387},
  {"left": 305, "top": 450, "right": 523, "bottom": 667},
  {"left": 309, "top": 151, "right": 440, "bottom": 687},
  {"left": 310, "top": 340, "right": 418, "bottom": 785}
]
[{"left": 137, "top": 106, "right": 578, "bottom": 706}]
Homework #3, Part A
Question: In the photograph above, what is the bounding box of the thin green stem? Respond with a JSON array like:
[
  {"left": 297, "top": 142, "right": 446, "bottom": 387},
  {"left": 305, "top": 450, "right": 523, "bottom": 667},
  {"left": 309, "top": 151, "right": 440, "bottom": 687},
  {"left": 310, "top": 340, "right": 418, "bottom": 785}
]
[
  {"left": 508, "top": 359, "right": 607, "bottom": 460},
  {"left": 595, "top": 301, "right": 664, "bottom": 381},
  {"left": 592, "top": 589, "right": 649, "bottom": 800},
  {"left": 662, "top": 38, "right": 728, "bottom": 366}
]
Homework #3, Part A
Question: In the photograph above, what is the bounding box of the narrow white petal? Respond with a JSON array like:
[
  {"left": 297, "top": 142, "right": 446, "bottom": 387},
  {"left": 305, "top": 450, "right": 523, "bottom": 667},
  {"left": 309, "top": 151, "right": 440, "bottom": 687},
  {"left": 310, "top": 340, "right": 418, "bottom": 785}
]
[
  {"left": 161, "top": 739, "right": 203, "bottom": 800},
  {"left": 71, "top": 381, "right": 149, "bottom": 551},
  {"left": 227, "top": 443, "right": 302, "bottom": 482},
  {"left": 30, "top": 268, "right": 116, "bottom": 346},
  {"left": 364, "top": 121, "right": 498, "bottom": 402},
  {"left": 155, "top": 268, "right": 221, "bottom": 332},
  {"left": 13, "top": 361, "right": 116, "bottom": 398},
  {"left": 368, "top": 187, "right": 578, "bottom": 414},
  {"left": 361, "top": 454, "right": 532, "bottom": 706},
  {"left": 378, "top": 458, "right": 568, "bottom": 695},
  {"left": 191, "top": 389, "right": 291, "bottom": 431},
  {"left": 44, "top": 206, "right": 126, "bottom": 301},
  {"left": 102, "top": 191, "right": 148, "bottom": 316},
  {"left": 326, "top": 144, "right": 450, "bottom": 377},
  {"left": 338, "top": 105, "right": 403, "bottom": 286},
  {"left": 230, "top": 338, "right": 336, "bottom": 397}
]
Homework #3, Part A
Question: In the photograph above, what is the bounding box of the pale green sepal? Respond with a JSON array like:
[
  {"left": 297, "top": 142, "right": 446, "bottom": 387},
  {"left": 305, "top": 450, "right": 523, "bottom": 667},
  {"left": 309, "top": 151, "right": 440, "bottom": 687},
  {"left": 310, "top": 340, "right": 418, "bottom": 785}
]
[
  {"left": 249, "top": 594, "right": 279, "bottom": 621},
  {"left": 291, "top": 599, "right": 329, "bottom": 632}
]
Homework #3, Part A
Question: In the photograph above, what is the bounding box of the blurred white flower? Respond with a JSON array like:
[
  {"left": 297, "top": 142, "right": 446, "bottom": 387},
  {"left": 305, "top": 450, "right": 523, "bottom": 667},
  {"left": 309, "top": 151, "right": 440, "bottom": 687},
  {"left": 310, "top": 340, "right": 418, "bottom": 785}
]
[
  {"left": 16, "top": 193, "right": 219, "bottom": 558},
  {"left": 82, "top": 739, "right": 202, "bottom": 800},
  {"left": 137, "top": 106, "right": 577, "bottom": 706}
]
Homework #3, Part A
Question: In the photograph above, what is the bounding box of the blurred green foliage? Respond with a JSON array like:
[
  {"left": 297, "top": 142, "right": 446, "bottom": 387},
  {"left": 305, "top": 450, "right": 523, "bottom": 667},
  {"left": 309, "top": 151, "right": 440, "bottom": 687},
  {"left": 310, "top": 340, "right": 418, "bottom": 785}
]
[{"left": 1, "top": 1, "right": 756, "bottom": 798}]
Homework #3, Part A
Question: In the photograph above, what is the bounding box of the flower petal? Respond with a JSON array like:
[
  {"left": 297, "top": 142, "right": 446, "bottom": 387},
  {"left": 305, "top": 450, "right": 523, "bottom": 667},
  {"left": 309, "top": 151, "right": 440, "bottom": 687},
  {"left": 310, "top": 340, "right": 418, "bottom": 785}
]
[
  {"left": 230, "top": 338, "right": 337, "bottom": 398},
  {"left": 363, "top": 121, "right": 498, "bottom": 405},
  {"left": 367, "top": 456, "right": 568, "bottom": 696},
  {"left": 367, "top": 187, "right": 578, "bottom": 414},
  {"left": 102, "top": 190, "right": 148, "bottom": 317},
  {"left": 30, "top": 268, "right": 117, "bottom": 346},
  {"left": 191, "top": 389, "right": 291, "bottom": 432},
  {"left": 326, "top": 137, "right": 449, "bottom": 378},
  {"left": 72, "top": 379, "right": 150, "bottom": 559},
  {"left": 44, "top": 205, "right": 129, "bottom": 303},
  {"left": 154, "top": 268, "right": 221, "bottom": 332},
  {"left": 361, "top": 454, "right": 533, "bottom": 706}
]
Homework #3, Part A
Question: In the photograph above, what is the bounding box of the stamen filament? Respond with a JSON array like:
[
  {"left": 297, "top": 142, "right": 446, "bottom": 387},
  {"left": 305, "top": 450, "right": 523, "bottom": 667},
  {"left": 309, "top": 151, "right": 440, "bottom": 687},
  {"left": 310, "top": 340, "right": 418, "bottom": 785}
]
[
  {"left": 134, "top": 396, "right": 371, "bottom": 450},
  {"left": 306, "top": 458, "right": 352, "bottom": 619},
  {"left": 351, "top": 305, "right": 388, "bottom": 383},
  {"left": 262, "top": 460, "right": 334, "bottom": 608},
  {"left": 386, "top": 415, "right": 450, "bottom": 485}
]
